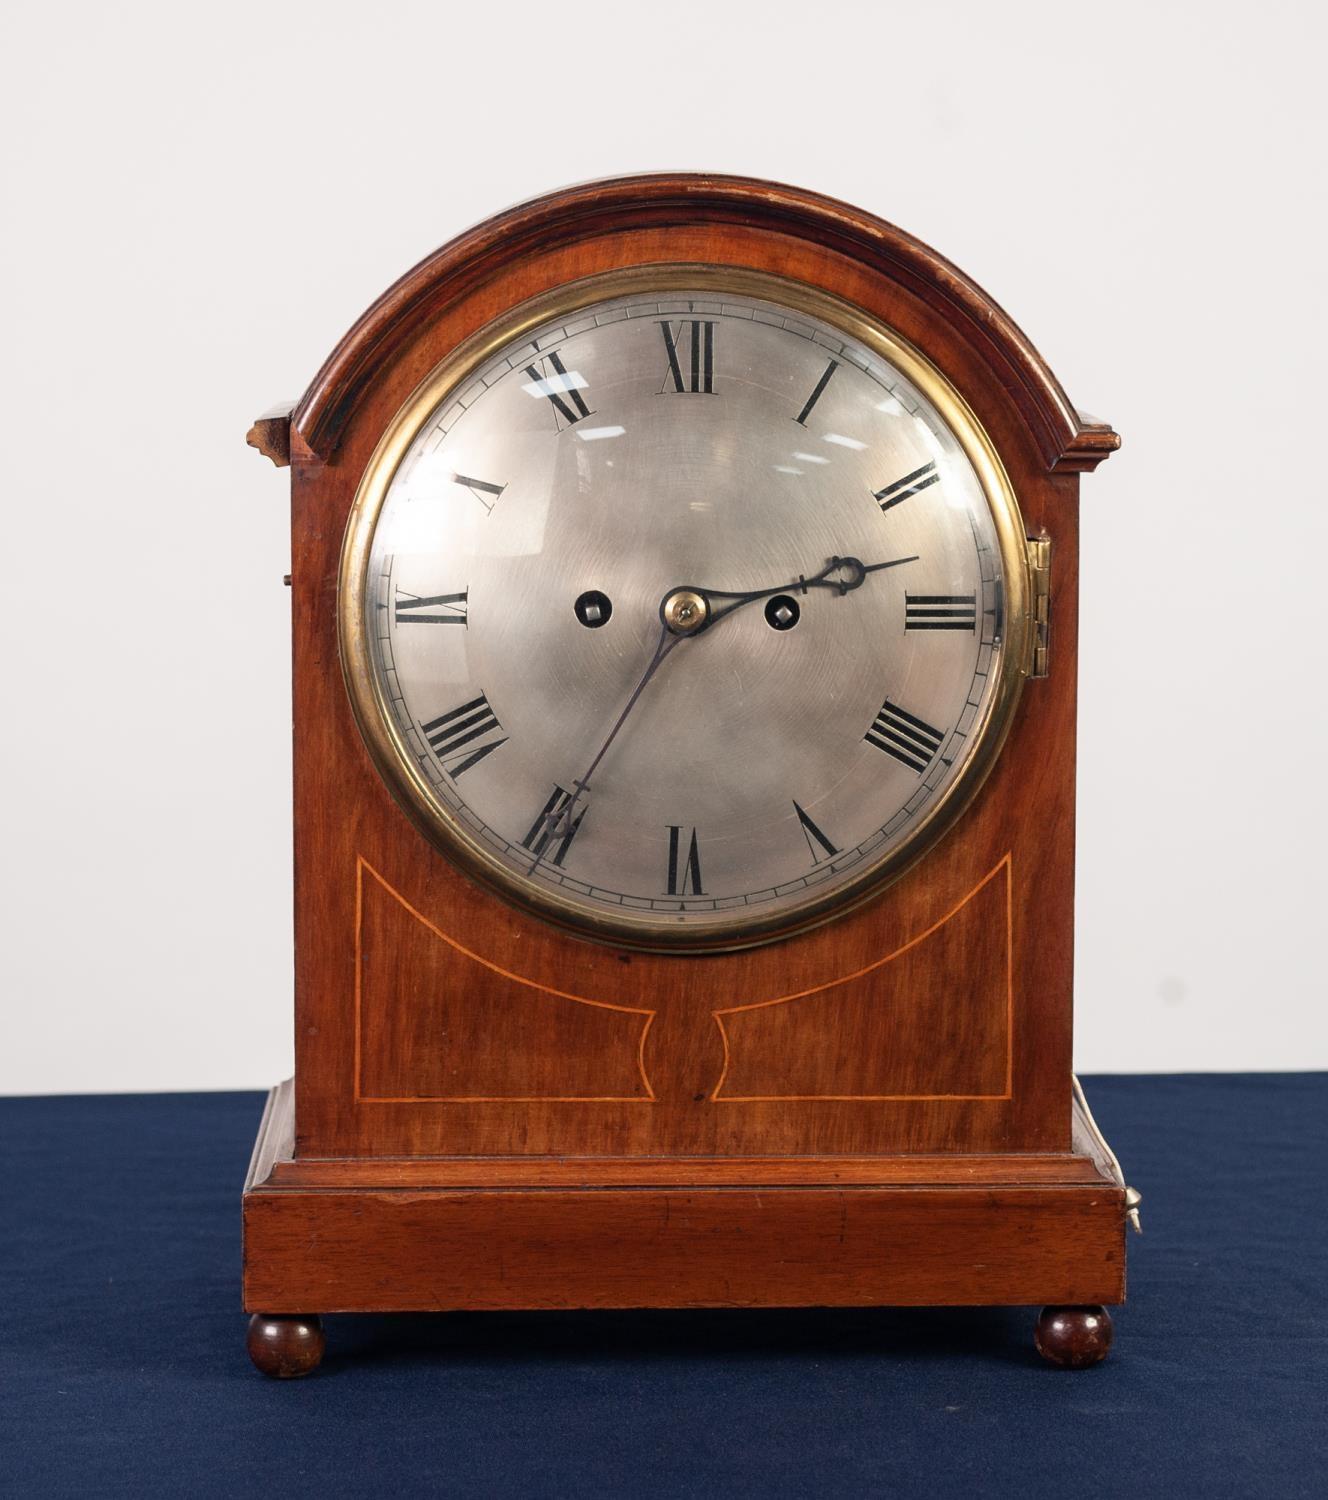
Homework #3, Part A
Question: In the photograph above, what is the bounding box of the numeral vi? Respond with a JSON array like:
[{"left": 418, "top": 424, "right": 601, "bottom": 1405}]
[{"left": 666, "top": 825, "right": 705, "bottom": 896}]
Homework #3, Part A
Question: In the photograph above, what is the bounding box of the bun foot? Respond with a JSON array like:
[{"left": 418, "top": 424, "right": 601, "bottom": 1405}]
[
  {"left": 1034, "top": 1305, "right": 1113, "bottom": 1368},
  {"left": 246, "top": 1313, "right": 325, "bottom": 1378}
]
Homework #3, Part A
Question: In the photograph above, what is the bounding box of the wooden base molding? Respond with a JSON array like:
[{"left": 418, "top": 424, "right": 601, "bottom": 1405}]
[{"left": 243, "top": 1080, "right": 1125, "bottom": 1322}]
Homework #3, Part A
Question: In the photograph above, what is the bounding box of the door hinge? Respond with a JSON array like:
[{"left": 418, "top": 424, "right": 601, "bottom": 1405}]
[{"left": 1026, "top": 535, "right": 1052, "bottom": 678}]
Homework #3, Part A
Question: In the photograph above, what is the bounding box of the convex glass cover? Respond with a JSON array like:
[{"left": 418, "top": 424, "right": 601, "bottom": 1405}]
[{"left": 341, "top": 270, "right": 1031, "bottom": 948}]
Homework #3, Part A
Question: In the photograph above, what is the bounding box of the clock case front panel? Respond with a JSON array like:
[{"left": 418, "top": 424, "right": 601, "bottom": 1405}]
[{"left": 243, "top": 177, "right": 1126, "bottom": 1320}]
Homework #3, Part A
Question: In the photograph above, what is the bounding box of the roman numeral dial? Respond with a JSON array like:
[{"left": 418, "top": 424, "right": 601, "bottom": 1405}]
[{"left": 357, "top": 283, "right": 1014, "bottom": 942}]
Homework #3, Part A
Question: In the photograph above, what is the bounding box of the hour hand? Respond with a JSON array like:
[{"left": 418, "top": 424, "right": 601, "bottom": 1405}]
[
  {"left": 666, "top": 553, "right": 919, "bottom": 635},
  {"left": 812, "top": 554, "right": 919, "bottom": 595}
]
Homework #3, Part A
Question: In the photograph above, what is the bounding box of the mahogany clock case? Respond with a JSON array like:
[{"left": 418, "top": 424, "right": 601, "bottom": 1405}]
[{"left": 242, "top": 174, "right": 1126, "bottom": 1370}]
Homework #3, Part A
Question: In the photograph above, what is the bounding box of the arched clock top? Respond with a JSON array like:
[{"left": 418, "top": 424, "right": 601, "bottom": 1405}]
[{"left": 247, "top": 175, "right": 1118, "bottom": 475}]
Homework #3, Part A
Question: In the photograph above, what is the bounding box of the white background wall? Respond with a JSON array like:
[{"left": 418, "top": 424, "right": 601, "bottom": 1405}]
[{"left": 3, "top": 1, "right": 1324, "bottom": 1094}]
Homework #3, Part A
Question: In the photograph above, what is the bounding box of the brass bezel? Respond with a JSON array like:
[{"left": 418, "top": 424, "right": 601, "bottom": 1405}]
[{"left": 339, "top": 265, "right": 1033, "bottom": 953}]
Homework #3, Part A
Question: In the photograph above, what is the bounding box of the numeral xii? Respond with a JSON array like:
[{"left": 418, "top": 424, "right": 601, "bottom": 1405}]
[{"left": 659, "top": 320, "right": 714, "bottom": 394}]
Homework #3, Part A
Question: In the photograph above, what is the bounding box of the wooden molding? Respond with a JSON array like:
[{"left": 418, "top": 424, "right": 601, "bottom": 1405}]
[
  {"left": 1060, "top": 411, "right": 1122, "bottom": 472},
  {"left": 287, "top": 175, "right": 1118, "bottom": 474},
  {"left": 244, "top": 1081, "right": 1126, "bottom": 1313},
  {"left": 245, "top": 401, "right": 294, "bottom": 467}
]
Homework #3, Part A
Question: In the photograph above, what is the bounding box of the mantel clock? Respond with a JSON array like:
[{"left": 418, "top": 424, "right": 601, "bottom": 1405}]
[{"left": 242, "top": 175, "right": 1134, "bottom": 1377}]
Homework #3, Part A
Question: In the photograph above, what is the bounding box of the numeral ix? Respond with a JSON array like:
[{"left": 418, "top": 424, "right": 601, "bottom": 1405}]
[{"left": 395, "top": 588, "right": 468, "bottom": 626}]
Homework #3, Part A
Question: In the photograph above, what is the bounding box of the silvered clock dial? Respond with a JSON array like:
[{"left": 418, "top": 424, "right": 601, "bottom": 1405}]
[{"left": 340, "top": 268, "right": 1032, "bottom": 949}]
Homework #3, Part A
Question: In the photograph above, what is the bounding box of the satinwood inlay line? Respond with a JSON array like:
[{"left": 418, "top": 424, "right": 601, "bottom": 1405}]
[
  {"left": 353, "top": 858, "right": 657, "bottom": 1103},
  {"left": 710, "top": 856, "right": 1014, "bottom": 1101}
]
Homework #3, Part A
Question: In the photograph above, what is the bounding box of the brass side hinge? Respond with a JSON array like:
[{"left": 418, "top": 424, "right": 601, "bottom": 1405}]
[{"left": 1026, "top": 535, "right": 1052, "bottom": 678}]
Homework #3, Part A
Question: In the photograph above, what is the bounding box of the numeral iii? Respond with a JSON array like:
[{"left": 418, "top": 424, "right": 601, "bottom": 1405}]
[{"left": 905, "top": 593, "right": 977, "bottom": 632}]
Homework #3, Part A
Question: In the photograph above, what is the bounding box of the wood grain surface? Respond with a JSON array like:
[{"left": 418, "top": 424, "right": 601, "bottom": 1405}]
[
  {"left": 289, "top": 174, "right": 1118, "bottom": 474},
  {"left": 245, "top": 1187, "right": 1126, "bottom": 1312},
  {"left": 244, "top": 1083, "right": 1127, "bottom": 1312}
]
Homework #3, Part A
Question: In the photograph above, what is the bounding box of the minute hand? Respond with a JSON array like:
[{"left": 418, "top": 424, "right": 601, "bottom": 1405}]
[
  {"left": 691, "top": 553, "right": 918, "bottom": 631},
  {"left": 534, "top": 554, "right": 918, "bottom": 858}
]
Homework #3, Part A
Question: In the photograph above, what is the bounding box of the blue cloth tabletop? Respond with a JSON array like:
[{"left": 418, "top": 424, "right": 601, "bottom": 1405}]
[{"left": 1, "top": 1074, "right": 1324, "bottom": 1498}]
